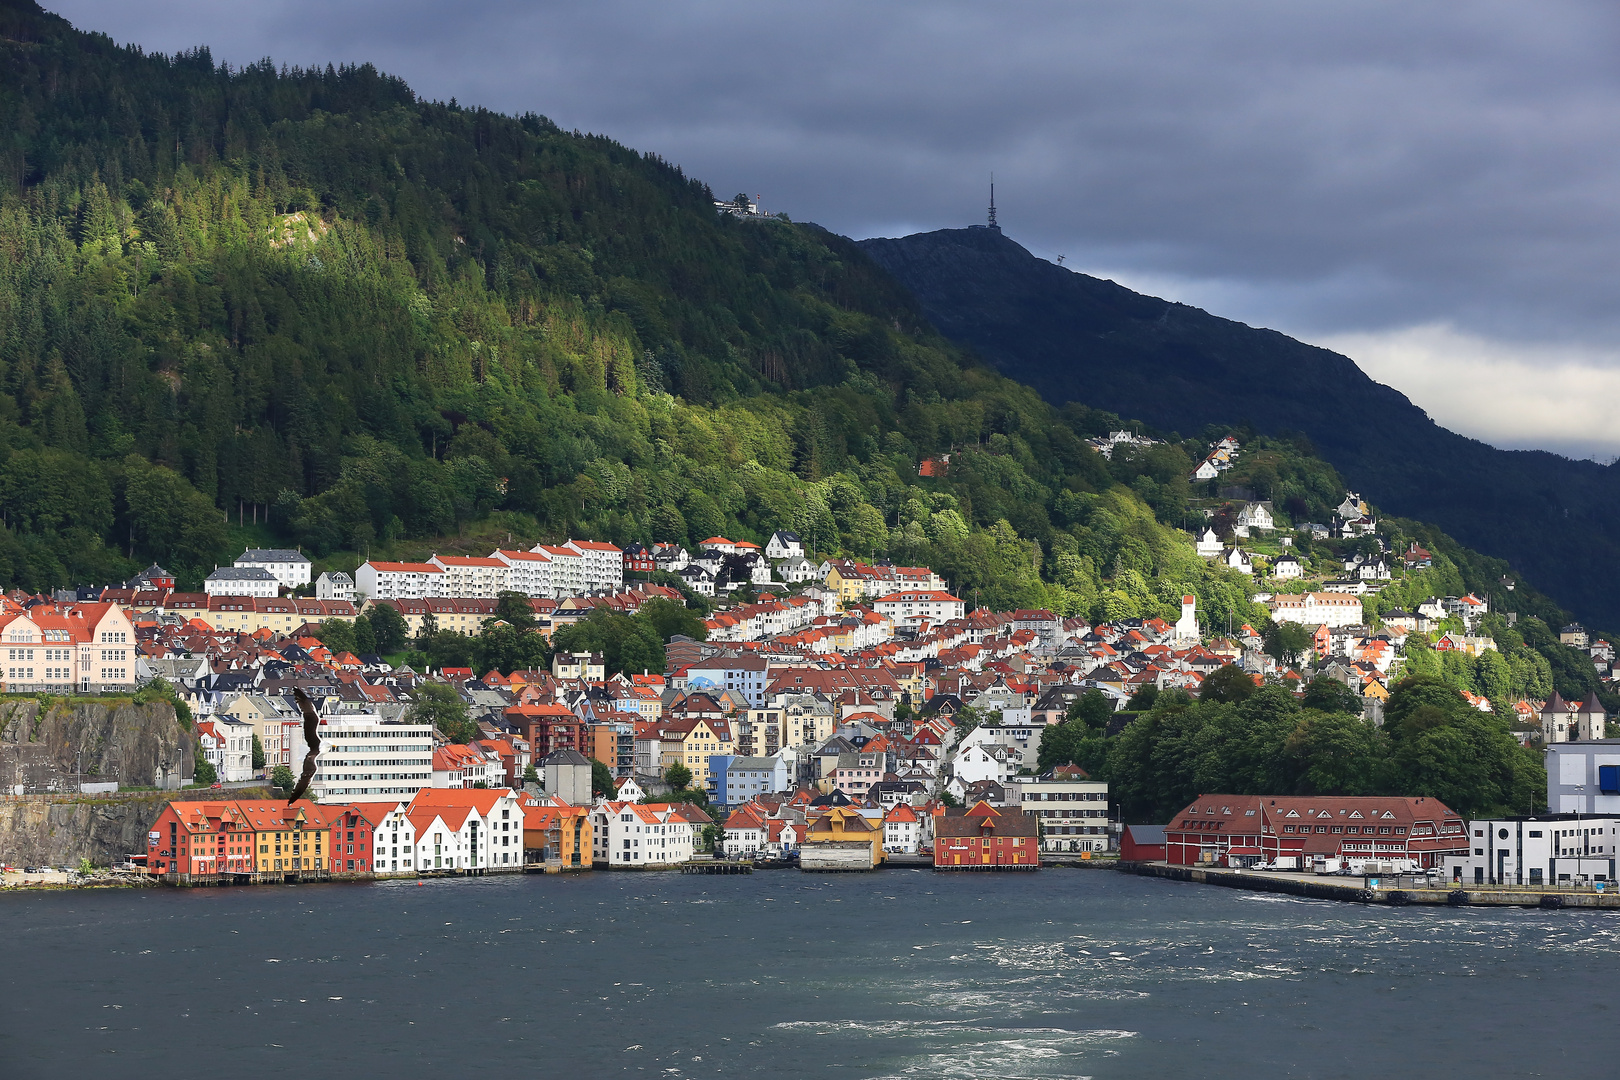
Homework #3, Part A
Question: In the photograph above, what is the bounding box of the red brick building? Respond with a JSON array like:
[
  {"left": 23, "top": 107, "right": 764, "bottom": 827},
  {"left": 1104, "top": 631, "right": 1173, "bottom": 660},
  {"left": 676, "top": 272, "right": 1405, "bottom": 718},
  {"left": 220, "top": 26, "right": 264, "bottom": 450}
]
[
  {"left": 1164, "top": 794, "right": 1468, "bottom": 870},
  {"left": 933, "top": 801, "right": 1040, "bottom": 870}
]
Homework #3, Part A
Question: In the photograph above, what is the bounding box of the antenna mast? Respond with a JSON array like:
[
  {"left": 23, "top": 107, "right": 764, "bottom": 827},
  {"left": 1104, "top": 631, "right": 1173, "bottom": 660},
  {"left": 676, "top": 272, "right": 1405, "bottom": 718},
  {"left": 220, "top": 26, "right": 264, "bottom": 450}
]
[{"left": 988, "top": 174, "right": 999, "bottom": 231}]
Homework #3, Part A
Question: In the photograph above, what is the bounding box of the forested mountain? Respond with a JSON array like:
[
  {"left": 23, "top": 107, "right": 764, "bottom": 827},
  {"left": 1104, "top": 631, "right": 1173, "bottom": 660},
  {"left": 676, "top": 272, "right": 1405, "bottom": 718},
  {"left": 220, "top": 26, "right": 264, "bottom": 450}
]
[
  {"left": 859, "top": 227, "right": 1620, "bottom": 629},
  {"left": 0, "top": 0, "right": 1603, "bottom": 710}
]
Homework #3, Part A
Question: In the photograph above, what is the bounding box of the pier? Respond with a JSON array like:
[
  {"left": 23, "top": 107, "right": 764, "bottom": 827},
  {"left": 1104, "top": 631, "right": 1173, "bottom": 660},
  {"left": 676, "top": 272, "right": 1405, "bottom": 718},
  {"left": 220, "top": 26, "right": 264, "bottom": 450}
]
[{"left": 1124, "top": 861, "right": 1620, "bottom": 908}]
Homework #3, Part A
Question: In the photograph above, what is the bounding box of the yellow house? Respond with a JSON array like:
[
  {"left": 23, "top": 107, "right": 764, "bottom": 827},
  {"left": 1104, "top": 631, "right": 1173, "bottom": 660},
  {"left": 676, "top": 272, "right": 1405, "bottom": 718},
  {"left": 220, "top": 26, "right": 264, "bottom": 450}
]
[
  {"left": 823, "top": 563, "right": 875, "bottom": 605},
  {"left": 662, "top": 717, "right": 734, "bottom": 790},
  {"left": 802, "top": 806, "right": 884, "bottom": 868}
]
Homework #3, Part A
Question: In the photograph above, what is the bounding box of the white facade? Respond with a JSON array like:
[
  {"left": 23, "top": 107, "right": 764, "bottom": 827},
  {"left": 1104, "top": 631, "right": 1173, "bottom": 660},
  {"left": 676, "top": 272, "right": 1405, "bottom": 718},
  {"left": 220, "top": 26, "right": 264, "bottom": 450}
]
[
  {"left": 950, "top": 743, "right": 1008, "bottom": 787},
  {"left": 590, "top": 800, "right": 700, "bottom": 866},
  {"left": 1445, "top": 815, "right": 1619, "bottom": 886},
  {"left": 428, "top": 555, "right": 511, "bottom": 599},
  {"left": 204, "top": 566, "right": 279, "bottom": 597},
  {"left": 565, "top": 540, "right": 625, "bottom": 593},
  {"left": 1270, "top": 592, "right": 1365, "bottom": 628},
  {"left": 1273, "top": 555, "right": 1304, "bottom": 580},
  {"left": 197, "top": 716, "right": 255, "bottom": 782},
  {"left": 290, "top": 713, "right": 435, "bottom": 802},
  {"left": 1174, "top": 595, "right": 1199, "bottom": 642},
  {"left": 315, "top": 571, "right": 355, "bottom": 601},
  {"left": 1237, "top": 503, "right": 1275, "bottom": 533},
  {"left": 234, "top": 548, "right": 312, "bottom": 590},
  {"left": 369, "top": 805, "right": 416, "bottom": 875},
  {"left": 1195, "top": 528, "right": 1223, "bottom": 558},
  {"left": 766, "top": 531, "right": 805, "bottom": 560},
  {"left": 1546, "top": 742, "right": 1620, "bottom": 815},
  {"left": 492, "top": 549, "right": 552, "bottom": 597},
  {"left": 355, "top": 561, "right": 444, "bottom": 601},
  {"left": 533, "top": 546, "right": 585, "bottom": 596},
  {"left": 1015, "top": 775, "right": 1111, "bottom": 852},
  {"left": 873, "top": 590, "right": 966, "bottom": 628}
]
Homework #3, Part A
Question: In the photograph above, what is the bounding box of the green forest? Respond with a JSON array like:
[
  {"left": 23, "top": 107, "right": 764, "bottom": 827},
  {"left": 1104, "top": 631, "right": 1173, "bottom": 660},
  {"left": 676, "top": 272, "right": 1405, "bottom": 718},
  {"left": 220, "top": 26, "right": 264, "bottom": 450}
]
[
  {"left": 1040, "top": 675, "right": 1546, "bottom": 822},
  {"left": 0, "top": 0, "right": 1607, "bottom": 693}
]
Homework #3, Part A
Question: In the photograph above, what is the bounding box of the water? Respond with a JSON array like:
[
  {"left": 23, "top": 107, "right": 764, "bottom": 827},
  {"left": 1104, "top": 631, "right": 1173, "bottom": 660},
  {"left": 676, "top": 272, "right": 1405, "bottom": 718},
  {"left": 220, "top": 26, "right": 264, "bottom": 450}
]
[{"left": 1, "top": 869, "right": 1614, "bottom": 1079}]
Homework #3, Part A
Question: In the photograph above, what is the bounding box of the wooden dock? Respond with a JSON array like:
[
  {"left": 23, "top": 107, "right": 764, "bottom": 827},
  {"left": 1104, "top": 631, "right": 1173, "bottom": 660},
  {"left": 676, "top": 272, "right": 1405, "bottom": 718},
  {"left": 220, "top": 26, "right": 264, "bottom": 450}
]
[{"left": 680, "top": 859, "right": 752, "bottom": 874}]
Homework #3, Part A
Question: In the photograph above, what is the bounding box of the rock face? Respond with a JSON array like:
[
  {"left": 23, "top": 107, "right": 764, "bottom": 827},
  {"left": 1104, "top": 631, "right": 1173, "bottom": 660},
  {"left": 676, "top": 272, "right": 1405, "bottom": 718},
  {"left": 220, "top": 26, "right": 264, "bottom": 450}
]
[
  {"left": 0, "top": 794, "right": 177, "bottom": 867},
  {"left": 0, "top": 700, "right": 195, "bottom": 794}
]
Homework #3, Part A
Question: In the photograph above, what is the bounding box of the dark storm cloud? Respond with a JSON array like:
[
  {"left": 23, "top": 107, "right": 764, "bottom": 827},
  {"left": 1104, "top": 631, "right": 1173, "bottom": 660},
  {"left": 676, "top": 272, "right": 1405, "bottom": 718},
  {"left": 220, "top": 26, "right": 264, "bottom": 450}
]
[{"left": 46, "top": 0, "right": 1620, "bottom": 453}]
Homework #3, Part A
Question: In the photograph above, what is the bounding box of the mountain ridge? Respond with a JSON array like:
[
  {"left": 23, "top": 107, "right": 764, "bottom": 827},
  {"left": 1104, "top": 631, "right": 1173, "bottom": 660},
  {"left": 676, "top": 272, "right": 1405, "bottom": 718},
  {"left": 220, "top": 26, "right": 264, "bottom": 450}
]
[{"left": 857, "top": 226, "right": 1620, "bottom": 627}]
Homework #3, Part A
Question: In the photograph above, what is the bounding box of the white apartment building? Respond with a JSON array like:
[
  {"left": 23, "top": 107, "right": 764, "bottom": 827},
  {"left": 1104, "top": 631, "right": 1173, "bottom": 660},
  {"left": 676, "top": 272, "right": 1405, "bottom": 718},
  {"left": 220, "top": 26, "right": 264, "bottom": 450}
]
[
  {"left": 1014, "top": 770, "right": 1111, "bottom": 853},
  {"left": 289, "top": 713, "right": 435, "bottom": 802},
  {"left": 234, "top": 548, "right": 312, "bottom": 590},
  {"left": 204, "top": 566, "right": 280, "bottom": 597},
  {"left": 1445, "top": 815, "right": 1619, "bottom": 886},
  {"left": 492, "top": 549, "right": 552, "bottom": 597},
  {"left": 355, "top": 560, "right": 444, "bottom": 601},
  {"left": 566, "top": 539, "right": 624, "bottom": 593},
  {"left": 873, "top": 589, "right": 966, "bottom": 628},
  {"left": 590, "top": 799, "right": 702, "bottom": 866},
  {"left": 1269, "top": 591, "right": 1365, "bottom": 628},
  {"left": 428, "top": 555, "right": 511, "bottom": 598},
  {"left": 532, "top": 545, "right": 584, "bottom": 597}
]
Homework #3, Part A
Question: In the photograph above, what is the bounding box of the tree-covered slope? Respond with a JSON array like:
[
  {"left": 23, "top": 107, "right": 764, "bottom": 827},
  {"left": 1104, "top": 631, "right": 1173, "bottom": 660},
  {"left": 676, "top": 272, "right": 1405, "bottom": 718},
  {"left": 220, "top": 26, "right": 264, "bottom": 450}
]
[
  {"left": 0, "top": 0, "right": 1605, "bottom": 709},
  {"left": 858, "top": 227, "right": 1620, "bottom": 628}
]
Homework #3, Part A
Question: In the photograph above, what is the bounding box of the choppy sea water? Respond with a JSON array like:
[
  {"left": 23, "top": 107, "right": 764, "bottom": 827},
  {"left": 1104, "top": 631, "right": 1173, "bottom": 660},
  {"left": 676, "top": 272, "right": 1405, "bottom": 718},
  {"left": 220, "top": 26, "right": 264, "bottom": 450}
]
[{"left": 1, "top": 868, "right": 1614, "bottom": 1079}]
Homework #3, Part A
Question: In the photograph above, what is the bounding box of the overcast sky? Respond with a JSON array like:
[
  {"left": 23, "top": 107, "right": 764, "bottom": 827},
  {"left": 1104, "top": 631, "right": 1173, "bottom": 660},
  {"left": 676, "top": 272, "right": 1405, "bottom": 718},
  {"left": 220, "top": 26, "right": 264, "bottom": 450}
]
[{"left": 48, "top": 0, "right": 1620, "bottom": 460}]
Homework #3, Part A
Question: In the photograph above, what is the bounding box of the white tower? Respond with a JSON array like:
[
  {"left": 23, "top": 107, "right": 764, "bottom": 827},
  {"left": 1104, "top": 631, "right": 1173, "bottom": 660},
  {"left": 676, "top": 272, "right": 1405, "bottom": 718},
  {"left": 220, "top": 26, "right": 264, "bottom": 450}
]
[{"left": 1175, "top": 594, "right": 1200, "bottom": 643}]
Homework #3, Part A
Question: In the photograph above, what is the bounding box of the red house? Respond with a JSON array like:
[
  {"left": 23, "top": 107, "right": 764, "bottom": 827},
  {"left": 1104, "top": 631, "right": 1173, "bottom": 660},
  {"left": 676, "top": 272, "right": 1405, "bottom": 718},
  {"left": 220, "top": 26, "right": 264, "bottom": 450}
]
[
  {"left": 933, "top": 801, "right": 1040, "bottom": 870},
  {"left": 1164, "top": 794, "right": 1468, "bottom": 870},
  {"left": 1119, "top": 823, "right": 1167, "bottom": 861}
]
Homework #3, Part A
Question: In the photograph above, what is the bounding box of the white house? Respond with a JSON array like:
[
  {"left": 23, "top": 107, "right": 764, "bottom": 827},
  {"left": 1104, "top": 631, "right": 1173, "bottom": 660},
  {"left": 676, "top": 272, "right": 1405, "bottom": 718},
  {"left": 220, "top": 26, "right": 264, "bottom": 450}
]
[
  {"left": 678, "top": 565, "right": 716, "bottom": 597},
  {"left": 777, "top": 556, "right": 818, "bottom": 583},
  {"left": 1236, "top": 502, "right": 1275, "bottom": 533},
  {"left": 367, "top": 804, "right": 416, "bottom": 875},
  {"left": 315, "top": 571, "right": 355, "bottom": 601},
  {"left": 234, "top": 548, "right": 312, "bottom": 590},
  {"left": 204, "top": 566, "right": 280, "bottom": 597},
  {"left": 1191, "top": 458, "right": 1220, "bottom": 481},
  {"left": 950, "top": 743, "right": 1009, "bottom": 788},
  {"left": 1273, "top": 555, "right": 1304, "bottom": 581},
  {"left": 196, "top": 716, "right": 254, "bottom": 782},
  {"left": 1195, "top": 528, "right": 1223, "bottom": 558},
  {"left": 1221, "top": 548, "right": 1254, "bottom": 575},
  {"left": 959, "top": 723, "right": 1042, "bottom": 773},
  {"left": 766, "top": 531, "right": 805, "bottom": 560},
  {"left": 590, "top": 799, "right": 703, "bottom": 866},
  {"left": 883, "top": 803, "right": 923, "bottom": 853}
]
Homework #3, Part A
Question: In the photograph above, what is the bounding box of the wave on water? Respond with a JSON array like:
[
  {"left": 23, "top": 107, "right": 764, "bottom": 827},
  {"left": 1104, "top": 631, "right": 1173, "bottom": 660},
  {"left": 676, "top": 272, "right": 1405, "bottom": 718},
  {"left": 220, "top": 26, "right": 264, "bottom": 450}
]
[{"left": 774, "top": 1021, "right": 1134, "bottom": 1079}]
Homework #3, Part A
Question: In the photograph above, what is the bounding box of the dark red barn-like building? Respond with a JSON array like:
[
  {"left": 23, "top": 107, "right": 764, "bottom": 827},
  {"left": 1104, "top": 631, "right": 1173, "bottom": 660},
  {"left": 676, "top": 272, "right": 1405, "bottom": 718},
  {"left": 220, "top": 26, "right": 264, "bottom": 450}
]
[{"left": 933, "top": 801, "right": 1040, "bottom": 870}]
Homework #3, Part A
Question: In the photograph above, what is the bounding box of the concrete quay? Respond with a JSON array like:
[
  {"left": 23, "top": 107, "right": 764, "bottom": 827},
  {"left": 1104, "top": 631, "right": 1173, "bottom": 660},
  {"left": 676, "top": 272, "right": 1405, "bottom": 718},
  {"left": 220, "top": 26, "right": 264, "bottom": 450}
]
[{"left": 1124, "top": 861, "right": 1620, "bottom": 908}]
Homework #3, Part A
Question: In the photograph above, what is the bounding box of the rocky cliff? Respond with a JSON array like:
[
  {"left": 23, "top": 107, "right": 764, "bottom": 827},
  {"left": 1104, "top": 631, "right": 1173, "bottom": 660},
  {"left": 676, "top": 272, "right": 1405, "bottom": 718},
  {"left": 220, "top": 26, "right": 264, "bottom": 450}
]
[{"left": 0, "top": 699, "right": 195, "bottom": 794}]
